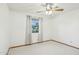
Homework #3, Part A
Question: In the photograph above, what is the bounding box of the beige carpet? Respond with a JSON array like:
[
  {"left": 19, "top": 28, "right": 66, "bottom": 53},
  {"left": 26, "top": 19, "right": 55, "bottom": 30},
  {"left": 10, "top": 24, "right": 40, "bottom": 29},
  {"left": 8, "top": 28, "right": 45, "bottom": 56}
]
[{"left": 8, "top": 41, "right": 79, "bottom": 55}]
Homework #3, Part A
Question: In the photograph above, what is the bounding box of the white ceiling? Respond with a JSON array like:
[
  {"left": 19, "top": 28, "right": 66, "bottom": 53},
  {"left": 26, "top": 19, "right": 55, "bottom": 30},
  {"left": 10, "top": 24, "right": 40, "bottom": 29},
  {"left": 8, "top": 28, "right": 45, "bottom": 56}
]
[{"left": 7, "top": 3, "right": 79, "bottom": 14}]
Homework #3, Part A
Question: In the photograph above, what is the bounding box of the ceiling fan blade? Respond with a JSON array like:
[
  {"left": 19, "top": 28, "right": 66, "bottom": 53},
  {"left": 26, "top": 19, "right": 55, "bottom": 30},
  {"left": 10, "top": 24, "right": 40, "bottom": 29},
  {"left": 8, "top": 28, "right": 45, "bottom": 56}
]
[
  {"left": 54, "top": 8, "right": 64, "bottom": 11},
  {"left": 46, "top": 8, "right": 64, "bottom": 12}
]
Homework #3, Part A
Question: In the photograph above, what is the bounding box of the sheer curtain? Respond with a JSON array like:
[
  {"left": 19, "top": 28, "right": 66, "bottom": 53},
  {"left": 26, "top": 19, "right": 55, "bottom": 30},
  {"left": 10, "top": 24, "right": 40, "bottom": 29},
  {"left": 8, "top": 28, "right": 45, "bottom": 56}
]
[
  {"left": 38, "top": 17, "right": 43, "bottom": 42},
  {"left": 25, "top": 15, "right": 32, "bottom": 44}
]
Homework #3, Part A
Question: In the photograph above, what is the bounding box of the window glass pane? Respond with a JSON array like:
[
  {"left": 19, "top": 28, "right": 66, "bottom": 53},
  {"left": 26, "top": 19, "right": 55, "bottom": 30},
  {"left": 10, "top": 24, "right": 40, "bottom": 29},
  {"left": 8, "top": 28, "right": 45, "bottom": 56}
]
[{"left": 32, "top": 18, "right": 39, "bottom": 33}]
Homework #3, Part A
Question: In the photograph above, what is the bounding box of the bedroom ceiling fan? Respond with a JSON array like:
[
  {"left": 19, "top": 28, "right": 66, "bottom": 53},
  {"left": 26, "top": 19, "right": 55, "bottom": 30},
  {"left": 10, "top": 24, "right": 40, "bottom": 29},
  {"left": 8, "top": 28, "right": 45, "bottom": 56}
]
[{"left": 36, "top": 3, "right": 64, "bottom": 15}]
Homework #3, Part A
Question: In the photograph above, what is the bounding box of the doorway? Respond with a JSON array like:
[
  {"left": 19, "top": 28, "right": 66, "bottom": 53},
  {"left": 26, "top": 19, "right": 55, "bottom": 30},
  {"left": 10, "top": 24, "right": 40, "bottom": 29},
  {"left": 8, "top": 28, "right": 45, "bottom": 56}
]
[{"left": 26, "top": 15, "right": 43, "bottom": 44}]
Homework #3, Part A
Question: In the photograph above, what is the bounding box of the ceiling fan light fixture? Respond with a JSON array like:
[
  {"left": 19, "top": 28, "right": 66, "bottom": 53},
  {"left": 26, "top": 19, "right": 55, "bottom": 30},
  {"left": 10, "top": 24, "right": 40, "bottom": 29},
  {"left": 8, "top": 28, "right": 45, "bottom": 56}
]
[
  {"left": 46, "top": 11, "right": 48, "bottom": 15},
  {"left": 45, "top": 3, "right": 64, "bottom": 15},
  {"left": 36, "top": 3, "right": 64, "bottom": 16},
  {"left": 46, "top": 10, "right": 52, "bottom": 15},
  {"left": 48, "top": 10, "right": 52, "bottom": 15}
]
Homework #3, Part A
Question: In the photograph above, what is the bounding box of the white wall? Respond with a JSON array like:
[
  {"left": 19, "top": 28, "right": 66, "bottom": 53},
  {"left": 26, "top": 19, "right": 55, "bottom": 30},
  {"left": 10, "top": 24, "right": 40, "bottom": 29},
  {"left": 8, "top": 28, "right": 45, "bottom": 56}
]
[
  {"left": 43, "top": 16, "right": 52, "bottom": 41},
  {"left": 51, "top": 9, "right": 79, "bottom": 48},
  {"left": 10, "top": 11, "right": 26, "bottom": 47},
  {"left": 0, "top": 4, "right": 10, "bottom": 54},
  {"left": 10, "top": 11, "right": 51, "bottom": 47}
]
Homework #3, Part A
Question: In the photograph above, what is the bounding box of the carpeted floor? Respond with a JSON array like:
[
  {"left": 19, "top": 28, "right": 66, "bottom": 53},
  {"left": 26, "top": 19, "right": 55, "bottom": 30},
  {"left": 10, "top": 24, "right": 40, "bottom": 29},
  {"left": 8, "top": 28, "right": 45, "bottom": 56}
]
[{"left": 8, "top": 41, "right": 79, "bottom": 55}]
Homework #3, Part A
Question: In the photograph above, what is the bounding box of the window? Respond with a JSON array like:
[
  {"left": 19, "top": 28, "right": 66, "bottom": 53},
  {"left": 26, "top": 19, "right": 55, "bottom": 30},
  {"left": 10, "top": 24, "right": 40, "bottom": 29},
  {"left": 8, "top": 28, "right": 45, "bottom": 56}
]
[{"left": 32, "top": 18, "right": 39, "bottom": 33}]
